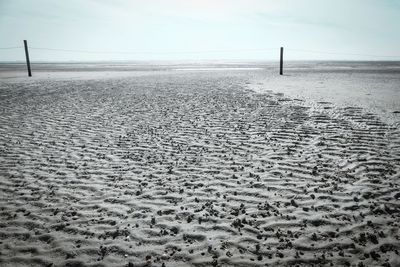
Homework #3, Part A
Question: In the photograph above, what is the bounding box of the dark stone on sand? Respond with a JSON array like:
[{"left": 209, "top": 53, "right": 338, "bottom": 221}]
[
  {"left": 384, "top": 205, "right": 397, "bottom": 215},
  {"left": 171, "top": 226, "right": 179, "bottom": 235},
  {"left": 362, "top": 192, "right": 374, "bottom": 199},
  {"left": 312, "top": 166, "right": 318, "bottom": 175},
  {"left": 64, "top": 261, "right": 85, "bottom": 267},
  {"left": 370, "top": 250, "right": 380, "bottom": 260},
  {"left": 311, "top": 233, "right": 318, "bottom": 241},
  {"left": 232, "top": 218, "right": 243, "bottom": 228},
  {"left": 368, "top": 234, "right": 379, "bottom": 244}
]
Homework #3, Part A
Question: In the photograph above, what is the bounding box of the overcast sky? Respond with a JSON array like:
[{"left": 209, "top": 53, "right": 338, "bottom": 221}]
[{"left": 0, "top": 0, "right": 399, "bottom": 61}]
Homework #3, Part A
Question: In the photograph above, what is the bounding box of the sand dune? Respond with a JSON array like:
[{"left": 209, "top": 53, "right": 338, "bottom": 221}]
[{"left": 0, "top": 71, "right": 399, "bottom": 267}]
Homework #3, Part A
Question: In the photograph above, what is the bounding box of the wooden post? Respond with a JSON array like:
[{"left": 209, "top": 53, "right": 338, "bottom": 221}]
[
  {"left": 280, "top": 47, "right": 283, "bottom": 75},
  {"left": 23, "top": 40, "right": 32, "bottom": 77}
]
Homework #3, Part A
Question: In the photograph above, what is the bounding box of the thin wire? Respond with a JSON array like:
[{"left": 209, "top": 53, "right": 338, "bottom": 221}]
[
  {"left": 286, "top": 48, "right": 400, "bottom": 58},
  {"left": 29, "top": 47, "right": 278, "bottom": 55},
  {"left": 3, "top": 45, "right": 399, "bottom": 58},
  {"left": 0, "top": 46, "right": 23, "bottom": 50}
]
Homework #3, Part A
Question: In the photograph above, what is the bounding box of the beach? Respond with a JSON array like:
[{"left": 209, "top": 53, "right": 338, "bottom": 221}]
[{"left": 0, "top": 62, "right": 399, "bottom": 267}]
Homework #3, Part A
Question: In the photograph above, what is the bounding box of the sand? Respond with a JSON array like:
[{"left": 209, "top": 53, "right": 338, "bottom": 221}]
[
  {"left": 0, "top": 65, "right": 399, "bottom": 267},
  {"left": 250, "top": 61, "right": 400, "bottom": 125}
]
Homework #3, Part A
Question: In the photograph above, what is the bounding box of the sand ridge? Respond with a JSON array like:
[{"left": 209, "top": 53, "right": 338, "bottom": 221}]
[{"left": 0, "top": 72, "right": 399, "bottom": 267}]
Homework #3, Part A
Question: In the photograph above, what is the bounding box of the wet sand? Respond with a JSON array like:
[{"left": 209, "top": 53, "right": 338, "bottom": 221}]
[{"left": 0, "top": 67, "right": 399, "bottom": 267}]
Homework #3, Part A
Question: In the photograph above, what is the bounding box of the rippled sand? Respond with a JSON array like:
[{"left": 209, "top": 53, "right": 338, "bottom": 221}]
[{"left": 0, "top": 70, "right": 399, "bottom": 267}]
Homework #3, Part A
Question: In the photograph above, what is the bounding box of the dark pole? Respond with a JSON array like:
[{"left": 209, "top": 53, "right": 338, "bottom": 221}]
[
  {"left": 280, "top": 47, "right": 283, "bottom": 75},
  {"left": 23, "top": 40, "right": 32, "bottom": 77}
]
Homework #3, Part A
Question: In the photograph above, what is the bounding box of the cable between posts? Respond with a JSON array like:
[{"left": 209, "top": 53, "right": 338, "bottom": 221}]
[{"left": 1, "top": 45, "right": 399, "bottom": 58}]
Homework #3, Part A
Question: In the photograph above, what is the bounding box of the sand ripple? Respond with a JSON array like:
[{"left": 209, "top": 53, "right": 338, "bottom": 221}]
[{"left": 0, "top": 72, "right": 399, "bottom": 266}]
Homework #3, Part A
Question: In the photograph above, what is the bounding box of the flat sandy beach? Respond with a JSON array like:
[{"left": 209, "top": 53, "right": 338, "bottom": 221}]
[{"left": 0, "top": 62, "right": 399, "bottom": 267}]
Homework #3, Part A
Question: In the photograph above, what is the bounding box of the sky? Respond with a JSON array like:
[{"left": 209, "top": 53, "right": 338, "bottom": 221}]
[{"left": 0, "top": 0, "right": 399, "bottom": 61}]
